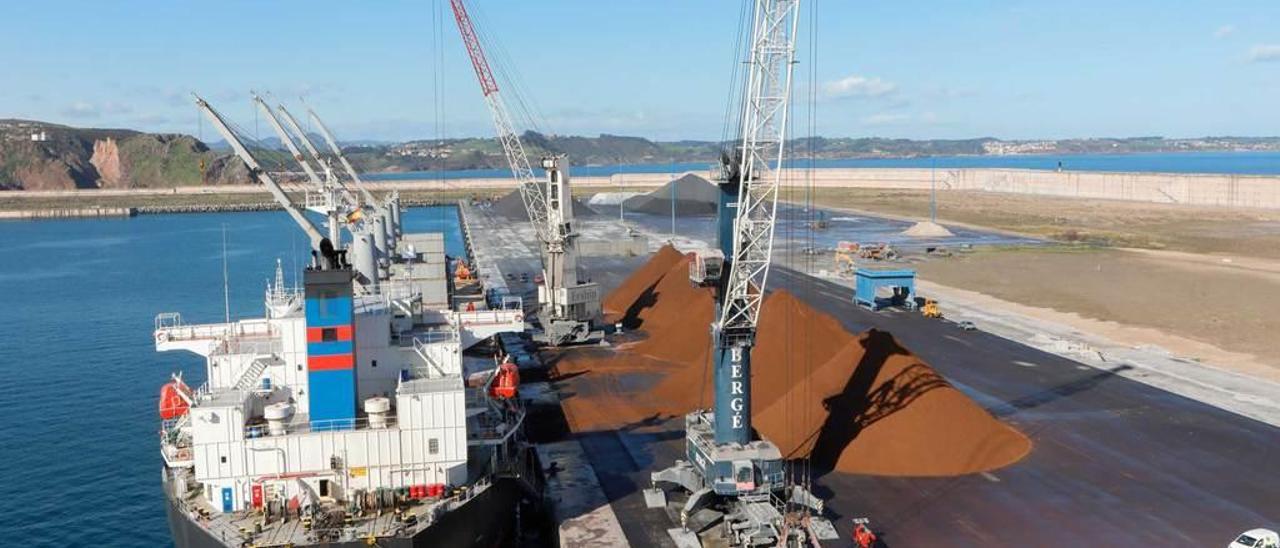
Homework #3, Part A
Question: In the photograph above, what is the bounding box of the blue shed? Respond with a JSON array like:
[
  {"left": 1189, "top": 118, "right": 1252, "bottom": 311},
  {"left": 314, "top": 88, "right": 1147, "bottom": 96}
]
[{"left": 854, "top": 268, "right": 917, "bottom": 310}]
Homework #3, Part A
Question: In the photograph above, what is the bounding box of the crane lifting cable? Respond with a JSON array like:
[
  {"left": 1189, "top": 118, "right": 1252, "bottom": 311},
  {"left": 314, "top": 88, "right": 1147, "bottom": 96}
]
[
  {"left": 449, "top": 0, "right": 602, "bottom": 347},
  {"left": 645, "top": 1, "right": 835, "bottom": 545}
]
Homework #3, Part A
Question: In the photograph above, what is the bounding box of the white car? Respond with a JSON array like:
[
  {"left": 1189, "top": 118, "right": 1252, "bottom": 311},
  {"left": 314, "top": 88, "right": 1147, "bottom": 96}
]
[{"left": 1231, "top": 529, "right": 1280, "bottom": 548}]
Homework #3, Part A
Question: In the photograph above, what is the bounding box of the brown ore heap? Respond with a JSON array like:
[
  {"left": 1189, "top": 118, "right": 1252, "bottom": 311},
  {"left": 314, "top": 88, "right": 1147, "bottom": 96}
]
[{"left": 558, "top": 245, "right": 1031, "bottom": 476}]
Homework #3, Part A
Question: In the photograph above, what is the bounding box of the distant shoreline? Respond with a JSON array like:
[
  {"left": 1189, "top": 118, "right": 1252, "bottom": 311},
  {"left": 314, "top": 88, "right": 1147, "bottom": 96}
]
[{"left": 3, "top": 165, "right": 1280, "bottom": 217}]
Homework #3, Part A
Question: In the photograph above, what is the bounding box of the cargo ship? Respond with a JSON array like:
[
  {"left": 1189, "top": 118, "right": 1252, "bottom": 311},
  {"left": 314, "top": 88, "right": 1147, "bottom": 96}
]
[{"left": 153, "top": 96, "right": 545, "bottom": 547}]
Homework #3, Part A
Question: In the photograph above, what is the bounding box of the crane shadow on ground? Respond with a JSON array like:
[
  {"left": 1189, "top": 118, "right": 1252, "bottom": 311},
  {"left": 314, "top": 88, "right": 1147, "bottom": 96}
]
[{"left": 774, "top": 329, "right": 947, "bottom": 477}]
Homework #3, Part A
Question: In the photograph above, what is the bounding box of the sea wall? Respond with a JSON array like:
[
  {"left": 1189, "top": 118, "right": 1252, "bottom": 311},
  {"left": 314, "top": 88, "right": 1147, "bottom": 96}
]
[
  {"left": 361, "top": 168, "right": 1280, "bottom": 209},
  {"left": 799, "top": 168, "right": 1280, "bottom": 210},
  {"left": 4, "top": 167, "right": 1279, "bottom": 210},
  {"left": 0, "top": 207, "right": 136, "bottom": 220}
]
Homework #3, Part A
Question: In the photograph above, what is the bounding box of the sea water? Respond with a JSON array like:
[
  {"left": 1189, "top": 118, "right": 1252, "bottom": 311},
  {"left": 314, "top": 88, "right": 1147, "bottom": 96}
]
[
  {"left": 0, "top": 206, "right": 464, "bottom": 546},
  {"left": 366, "top": 151, "right": 1280, "bottom": 180}
]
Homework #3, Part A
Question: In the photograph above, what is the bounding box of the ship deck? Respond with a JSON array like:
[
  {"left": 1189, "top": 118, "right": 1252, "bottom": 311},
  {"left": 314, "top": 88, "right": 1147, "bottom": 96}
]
[
  {"left": 172, "top": 471, "right": 496, "bottom": 547},
  {"left": 462, "top": 201, "right": 1280, "bottom": 546}
]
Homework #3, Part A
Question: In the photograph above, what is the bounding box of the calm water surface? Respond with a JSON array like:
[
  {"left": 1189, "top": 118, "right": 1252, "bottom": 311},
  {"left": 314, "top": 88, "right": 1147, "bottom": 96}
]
[
  {"left": 0, "top": 206, "right": 463, "bottom": 546},
  {"left": 366, "top": 151, "right": 1280, "bottom": 180}
]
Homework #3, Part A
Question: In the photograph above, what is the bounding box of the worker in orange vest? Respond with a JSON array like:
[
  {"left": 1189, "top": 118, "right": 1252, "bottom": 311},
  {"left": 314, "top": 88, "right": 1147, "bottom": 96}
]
[{"left": 853, "top": 522, "right": 877, "bottom": 548}]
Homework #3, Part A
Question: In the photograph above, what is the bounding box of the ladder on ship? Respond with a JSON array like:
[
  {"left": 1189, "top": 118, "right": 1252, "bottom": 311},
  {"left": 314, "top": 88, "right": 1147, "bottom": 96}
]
[{"left": 233, "top": 355, "right": 282, "bottom": 391}]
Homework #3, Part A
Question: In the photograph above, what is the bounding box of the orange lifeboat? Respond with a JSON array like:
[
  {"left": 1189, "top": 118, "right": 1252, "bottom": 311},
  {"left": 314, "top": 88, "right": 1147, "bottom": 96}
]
[
  {"left": 489, "top": 361, "right": 520, "bottom": 399},
  {"left": 159, "top": 378, "right": 192, "bottom": 420}
]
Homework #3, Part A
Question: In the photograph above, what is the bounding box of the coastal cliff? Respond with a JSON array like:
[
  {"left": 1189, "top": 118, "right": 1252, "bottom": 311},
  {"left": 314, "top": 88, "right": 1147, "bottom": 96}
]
[{"left": 1, "top": 120, "right": 248, "bottom": 190}]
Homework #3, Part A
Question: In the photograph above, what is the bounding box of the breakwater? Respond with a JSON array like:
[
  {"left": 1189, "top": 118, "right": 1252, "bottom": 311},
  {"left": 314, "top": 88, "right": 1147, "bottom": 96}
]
[
  {"left": 1, "top": 197, "right": 452, "bottom": 220},
  {"left": 0, "top": 207, "right": 136, "bottom": 220}
]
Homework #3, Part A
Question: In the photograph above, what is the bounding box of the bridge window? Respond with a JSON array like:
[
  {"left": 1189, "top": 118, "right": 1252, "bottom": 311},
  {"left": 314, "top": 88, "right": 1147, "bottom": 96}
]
[{"left": 429, "top": 438, "right": 439, "bottom": 455}]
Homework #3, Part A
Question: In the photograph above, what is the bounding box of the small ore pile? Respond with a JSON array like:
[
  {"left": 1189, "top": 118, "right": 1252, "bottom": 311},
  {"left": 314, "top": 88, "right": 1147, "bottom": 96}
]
[
  {"left": 490, "top": 188, "right": 603, "bottom": 221},
  {"left": 561, "top": 245, "right": 1031, "bottom": 476},
  {"left": 621, "top": 174, "right": 719, "bottom": 216}
]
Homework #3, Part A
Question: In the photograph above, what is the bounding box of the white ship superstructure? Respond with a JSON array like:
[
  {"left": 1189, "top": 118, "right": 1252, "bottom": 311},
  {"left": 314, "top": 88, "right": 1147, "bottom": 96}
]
[
  {"left": 156, "top": 233, "right": 525, "bottom": 526},
  {"left": 156, "top": 95, "right": 536, "bottom": 547}
]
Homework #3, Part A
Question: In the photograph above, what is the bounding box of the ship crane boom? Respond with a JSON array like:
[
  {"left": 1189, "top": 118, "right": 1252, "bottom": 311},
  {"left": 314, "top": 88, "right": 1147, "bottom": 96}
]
[
  {"left": 305, "top": 107, "right": 381, "bottom": 208},
  {"left": 193, "top": 94, "right": 326, "bottom": 250}
]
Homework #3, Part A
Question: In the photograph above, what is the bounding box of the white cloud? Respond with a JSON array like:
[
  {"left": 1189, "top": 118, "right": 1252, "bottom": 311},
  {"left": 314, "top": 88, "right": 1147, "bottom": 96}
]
[
  {"left": 1213, "top": 25, "right": 1235, "bottom": 39},
  {"left": 1248, "top": 44, "right": 1280, "bottom": 62},
  {"left": 822, "top": 75, "right": 897, "bottom": 99}
]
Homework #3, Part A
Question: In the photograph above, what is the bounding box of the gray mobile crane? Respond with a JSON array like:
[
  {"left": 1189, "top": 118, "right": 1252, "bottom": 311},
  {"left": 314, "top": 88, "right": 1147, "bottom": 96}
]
[{"left": 449, "top": 0, "right": 601, "bottom": 346}]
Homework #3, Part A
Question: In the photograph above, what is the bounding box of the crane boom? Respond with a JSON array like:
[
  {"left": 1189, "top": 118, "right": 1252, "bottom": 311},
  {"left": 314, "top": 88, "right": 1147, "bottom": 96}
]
[
  {"left": 647, "top": 3, "right": 828, "bottom": 542},
  {"left": 306, "top": 107, "right": 380, "bottom": 207},
  {"left": 276, "top": 103, "right": 366, "bottom": 209},
  {"left": 253, "top": 94, "right": 323, "bottom": 190},
  {"left": 448, "top": 0, "right": 552, "bottom": 246},
  {"left": 719, "top": 0, "right": 801, "bottom": 334},
  {"left": 193, "top": 94, "right": 326, "bottom": 248}
]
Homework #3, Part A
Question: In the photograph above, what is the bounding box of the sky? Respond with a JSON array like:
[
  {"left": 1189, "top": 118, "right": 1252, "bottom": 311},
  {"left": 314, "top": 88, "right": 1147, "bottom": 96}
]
[{"left": 2, "top": 0, "right": 1280, "bottom": 142}]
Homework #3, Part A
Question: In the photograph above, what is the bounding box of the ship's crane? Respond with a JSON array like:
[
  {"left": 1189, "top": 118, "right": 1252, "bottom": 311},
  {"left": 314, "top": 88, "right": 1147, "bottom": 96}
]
[
  {"left": 249, "top": 95, "right": 388, "bottom": 289},
  {"left": 272, "top": 102, "right": 365, "bottom": 211},
  {"left": 302, "top": 105, "right": 404, "bottom": 257},
  {"left": 252, "top": 95, "right": 351, "bottom": 234},
  {"left": 304, "top": 106, "right": 383, "bottom": 209},
  {"left": 449, "top": 0, "right": 601, "bottom": 346},
  {"left": 193, "top": 94, "right": 351, "bottom": 274},
  {"left": 647, "top": 1, "right": 830, "bottom": 546}
]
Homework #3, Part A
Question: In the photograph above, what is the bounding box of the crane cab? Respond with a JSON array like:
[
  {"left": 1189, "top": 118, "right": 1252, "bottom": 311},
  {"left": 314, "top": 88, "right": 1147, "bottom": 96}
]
[{"left": 689, "top": 249, "right": 725, "bottom": 287}]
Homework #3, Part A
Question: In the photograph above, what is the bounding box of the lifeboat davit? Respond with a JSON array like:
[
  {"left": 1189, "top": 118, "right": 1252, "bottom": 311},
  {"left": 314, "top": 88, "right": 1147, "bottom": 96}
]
[
  {"left": 159, "top": 378, "right": 192, "bottom": 420},
  {"left": 489, "top": 361, "right": 520, "bottom": 400}
]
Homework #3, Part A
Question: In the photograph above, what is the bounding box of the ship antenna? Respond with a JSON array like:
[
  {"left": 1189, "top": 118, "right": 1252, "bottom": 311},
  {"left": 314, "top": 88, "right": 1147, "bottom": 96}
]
[{"left": 222, "top": 223, "right": 231, "bottom": 324}]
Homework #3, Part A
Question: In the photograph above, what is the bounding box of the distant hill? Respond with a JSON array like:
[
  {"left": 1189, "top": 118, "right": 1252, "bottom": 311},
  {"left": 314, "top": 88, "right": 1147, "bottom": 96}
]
[
  {"left": 4, "top": 118, "right": 1280, "bottom": 190},
  {"left": 0, "top": 120, "right": 247, "bottom": 190}
]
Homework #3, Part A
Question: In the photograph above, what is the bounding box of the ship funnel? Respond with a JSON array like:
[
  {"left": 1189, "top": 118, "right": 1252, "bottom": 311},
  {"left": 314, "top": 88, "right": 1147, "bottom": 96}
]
[{"left": 314, "top": 237, "right": 348, "bottom": 271}]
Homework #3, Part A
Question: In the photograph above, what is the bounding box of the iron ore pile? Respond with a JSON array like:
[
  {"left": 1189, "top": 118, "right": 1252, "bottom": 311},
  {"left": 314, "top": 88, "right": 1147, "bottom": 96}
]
[
  {"left": 555, "top": 245, "right": 1031, "bottom": 476},
  {"left": 620, "top": 174, "right": 719, "bottom": 216},
  {"left": 490, "top": 188, "right": 603, "bottom": 220}
]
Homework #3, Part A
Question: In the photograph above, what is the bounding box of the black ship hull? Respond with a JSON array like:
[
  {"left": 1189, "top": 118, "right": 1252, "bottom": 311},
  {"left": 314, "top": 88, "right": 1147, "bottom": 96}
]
[{"left": 166, "top": 478, "right": 526, "bottom": 548}]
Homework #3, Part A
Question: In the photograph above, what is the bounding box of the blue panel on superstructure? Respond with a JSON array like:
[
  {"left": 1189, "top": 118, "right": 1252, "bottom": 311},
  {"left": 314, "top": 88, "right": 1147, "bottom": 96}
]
[
  {"left": 854, "top": 268, "right": 917, "bottom": 310},
  {"left": 221, "top": 487, "right": 233, "bottom": 512},
  {"left": 306, "top": 340, "right": 354, "bottom": 356},
  {"left": 305, "top": 296, "right": 353, "bottom": 326},
  {"left": 308, "top": 369, "right": 358, "bottom": 430}
]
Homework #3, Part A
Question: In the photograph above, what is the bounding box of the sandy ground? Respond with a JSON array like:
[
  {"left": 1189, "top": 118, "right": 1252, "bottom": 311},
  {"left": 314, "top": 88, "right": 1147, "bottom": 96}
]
[
  {"left": 808, "top": 188, "right": 1280, "bottom": 260},
  {"left": 800, "top": 188, "right": 1280, "bottom": 376},
  {"left": 914, "top": 246, "right": 1280, "bottom": 372}
]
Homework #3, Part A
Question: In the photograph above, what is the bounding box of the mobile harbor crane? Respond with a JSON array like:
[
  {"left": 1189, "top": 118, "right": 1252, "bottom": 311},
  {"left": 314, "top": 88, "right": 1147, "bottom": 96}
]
[
  {"left": 645, "top": 1, "right": 833, "bottom": 545},
  {"left": 449, "top": 0, "right": 602, "bottom": 346}
]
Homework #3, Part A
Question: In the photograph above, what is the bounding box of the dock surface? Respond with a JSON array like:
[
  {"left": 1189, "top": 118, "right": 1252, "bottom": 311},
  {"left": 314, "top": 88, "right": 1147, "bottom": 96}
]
[{"left": 463, "top": 202, "right": 1280, "bottom": 546}]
